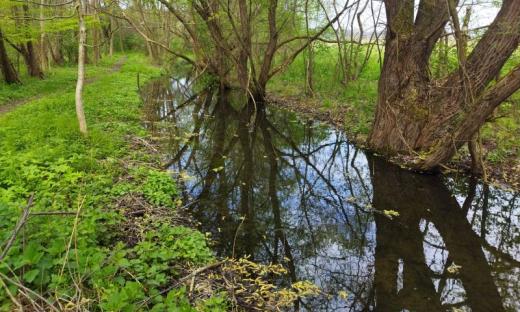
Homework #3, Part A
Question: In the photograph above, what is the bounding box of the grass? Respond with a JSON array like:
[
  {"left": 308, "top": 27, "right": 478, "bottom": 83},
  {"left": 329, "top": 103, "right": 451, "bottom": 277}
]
[
  {"left": 0, "top": 53, "right": 223, "bottom": 311},
  {"left": 0, "top": 52, "right": 325, "bottom": 311},
  {"left": 268, "top": 43, "right": 380, "bottom": 137},
  {"left": 0, "top": 56, "right": 119, "bottom": 105}
]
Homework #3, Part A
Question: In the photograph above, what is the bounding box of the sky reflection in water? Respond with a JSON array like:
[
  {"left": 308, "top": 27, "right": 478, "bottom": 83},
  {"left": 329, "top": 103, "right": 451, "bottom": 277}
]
[{"left": 141, "top": 77, "right": 520, "bottom": 312}]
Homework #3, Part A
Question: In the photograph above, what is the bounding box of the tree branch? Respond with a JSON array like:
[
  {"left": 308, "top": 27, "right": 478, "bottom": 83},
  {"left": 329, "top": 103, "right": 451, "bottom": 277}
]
[
  {"left": 118, "top": 11, "right": 196, "bottom": 67},
  {"left": 269, "top": 1, "right": 352, "bottom": 79}
]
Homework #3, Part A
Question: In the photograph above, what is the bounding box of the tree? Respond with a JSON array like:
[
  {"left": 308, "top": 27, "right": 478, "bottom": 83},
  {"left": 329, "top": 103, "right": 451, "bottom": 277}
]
[
  {"left": 75, "top": 0, "right": 88, "bottom": 134},
  {"left": 0, "top": 29, "right": 20, "bottom": 84},
  {"left": 150, "top": 0, "right": 351, "bottom": 101},
  {"left": 368, "top": 0, "right": 520, "bottom": 171}
]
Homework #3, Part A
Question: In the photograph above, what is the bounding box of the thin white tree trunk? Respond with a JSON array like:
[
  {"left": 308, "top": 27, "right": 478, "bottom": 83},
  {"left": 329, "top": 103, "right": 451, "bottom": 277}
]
[
  {"left": 75, "top": 0, "right": 88, "bottom": 134},
  {"left": 39, "top": 0, "right": 48, "bottom": 70}
]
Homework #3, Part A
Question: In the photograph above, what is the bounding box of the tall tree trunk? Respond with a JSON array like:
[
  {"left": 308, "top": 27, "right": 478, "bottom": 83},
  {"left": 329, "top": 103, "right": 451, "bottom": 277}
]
[
  {"left": 75, "top": 0, "right": 88, "bottom": 134},
  {"left": 22, "top": 41, "right": 44, "bottom": 79},
  {"left": 0, "top": 29, "right": 21, "bottom": 84},
  {"left": 39, "top": 0, "right": 48, "bottom": 71},
  {"left": 304, "top": 0, "right": 314, "bottom": 96},
  {"left": 108, "top": 14, "right": 115, "bottom": 57},
  {"left": 236, "top": 0, "right": 251, "bottom": 94},
  {"left": 90, "top": 0, "right": 101, "bottom": 64},
  {"left": 116, "top": 18, "right": 125, "bottom": 53},
  {"left": 18, "top": 4, "right": 44, "bottom": 78},
  {"left": 368, "top": 0, "right": 520, "bottom": 171},
  {"left": 253, "top": 0, "right": 278, "bottom": 101},
  {"left": 49, "top": 35, "right": 65, "bottom": 65}
]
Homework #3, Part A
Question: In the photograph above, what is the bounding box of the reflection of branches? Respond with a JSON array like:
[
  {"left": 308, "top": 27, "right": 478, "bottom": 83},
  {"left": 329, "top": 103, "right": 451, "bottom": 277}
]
[{"left": 259, "top": 112, "right": 298, "bottom": 286}]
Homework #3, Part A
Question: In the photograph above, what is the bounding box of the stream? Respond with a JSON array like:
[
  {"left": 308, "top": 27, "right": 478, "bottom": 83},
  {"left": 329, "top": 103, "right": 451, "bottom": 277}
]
[{"left": 141, "top": 77, "right": 520, "bottom": 311}]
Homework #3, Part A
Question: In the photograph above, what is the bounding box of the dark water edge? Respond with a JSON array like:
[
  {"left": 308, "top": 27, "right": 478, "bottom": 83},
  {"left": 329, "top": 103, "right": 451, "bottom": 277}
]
[{"left": 141, "top": 76, "right": 520, "bottom": 312}]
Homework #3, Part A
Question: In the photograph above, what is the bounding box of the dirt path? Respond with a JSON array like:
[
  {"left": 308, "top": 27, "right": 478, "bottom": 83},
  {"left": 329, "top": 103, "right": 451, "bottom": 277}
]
[{"left": 0, "top": 56, "right": 128, "bottom": 116}]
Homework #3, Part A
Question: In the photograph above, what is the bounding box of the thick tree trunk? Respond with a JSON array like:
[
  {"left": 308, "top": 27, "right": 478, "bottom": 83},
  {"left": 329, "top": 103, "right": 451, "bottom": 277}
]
[
  {"left": 368, "top": 0, "right": 520, "bottom": 170},
  {"left": 12, "top": 4, "right": 45, "bottom": 79},
  {"left": 50, "top": 36, "right": 65, "bottom": 65},
  {"left": 90, "top": 0, "right": 101, "bottom": 64},
  {"left": 0, "top": 30, "right": 21, "bottom": 84},
  {"left": 22, "top": 41, "right": 44, "bottom": 79}
]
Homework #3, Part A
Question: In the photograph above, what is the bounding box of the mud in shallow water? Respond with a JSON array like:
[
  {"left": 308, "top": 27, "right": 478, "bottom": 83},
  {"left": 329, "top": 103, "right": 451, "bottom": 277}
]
[{"left": 141, "top": 77, "right": 520, "bottom": 311}]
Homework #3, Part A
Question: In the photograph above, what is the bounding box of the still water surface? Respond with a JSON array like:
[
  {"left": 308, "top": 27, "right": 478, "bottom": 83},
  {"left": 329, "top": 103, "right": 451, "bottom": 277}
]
[{"left": 141, "top": 77, "right": 519, "bottom": 311}]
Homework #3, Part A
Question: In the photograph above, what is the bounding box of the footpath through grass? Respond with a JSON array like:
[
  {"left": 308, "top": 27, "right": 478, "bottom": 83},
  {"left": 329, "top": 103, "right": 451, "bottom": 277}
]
[
  {"left": 0, "top": 57, "right": 117, "bottom": 105},
  {"left": 0, "top": 54, "right": 223, "bottom": 311}
]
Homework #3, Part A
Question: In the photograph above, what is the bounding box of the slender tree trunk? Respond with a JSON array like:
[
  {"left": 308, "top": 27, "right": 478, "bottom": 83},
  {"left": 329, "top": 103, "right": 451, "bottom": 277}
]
[
  {"left": 368, "top": 0, "right": 520, "bottom": 171},
  {"left": 0, "top": 29, "right": 21, "bottom": 84},
  {"left": 116, "top": 18, "right": 125, "bottom": 53},
  {"left": 304, "top": 0, "right": 314, "bottom": 96},
  {"left": 75, "top": 0, "right": 88, "bottom": 134},
  {"left": 109, "top": 15, "right": 115, "bottom": 57},
  {"left": 39, "top": 0, "right": 48, "bottom": 70},
  {"left": 236, "top": 0, "right": 251, "bottom": 94},
  {"left": 253, "top": 0, "right": 278, "bottom": 101}
]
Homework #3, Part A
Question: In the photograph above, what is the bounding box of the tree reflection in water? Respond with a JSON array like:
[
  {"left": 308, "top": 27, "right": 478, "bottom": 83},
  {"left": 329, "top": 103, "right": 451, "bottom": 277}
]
[{"left": 142, "top": 78, "right": 520, "bottom": 311}]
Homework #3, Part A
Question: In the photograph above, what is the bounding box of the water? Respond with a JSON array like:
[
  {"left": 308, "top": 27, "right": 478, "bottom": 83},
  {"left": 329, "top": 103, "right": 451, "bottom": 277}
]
[{"left": 141, "top": 77, "right": 520, "bottom": 311}]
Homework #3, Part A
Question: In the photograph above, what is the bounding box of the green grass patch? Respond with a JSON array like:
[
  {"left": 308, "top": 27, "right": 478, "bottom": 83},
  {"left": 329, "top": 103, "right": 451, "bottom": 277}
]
[
  {"left": 268, "top": 44, "right": 380, "bottom": 136},
  {"left": 0, "top": 55, "right": 122, "bottom": 105},
  {"left": 0, "top": 54, "right": 224, "bottom": 311}
]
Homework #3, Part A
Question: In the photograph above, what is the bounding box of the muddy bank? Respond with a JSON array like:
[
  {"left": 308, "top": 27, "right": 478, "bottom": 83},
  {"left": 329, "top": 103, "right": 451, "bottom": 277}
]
[{"left": 267, "top": 93, "right": 520, "bottom": 192}]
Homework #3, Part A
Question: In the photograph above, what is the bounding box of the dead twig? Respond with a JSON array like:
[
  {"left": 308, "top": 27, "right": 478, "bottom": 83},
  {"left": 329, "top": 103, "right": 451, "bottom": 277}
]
[
  {"left": 0, "top": 270, "right": 60, "bottom": 312},
  {"left": 30, "top": 211, "right": 78, "bottom": 216},
  {"left": 0, "top": 193, "right": 35, "bottom": 262}
]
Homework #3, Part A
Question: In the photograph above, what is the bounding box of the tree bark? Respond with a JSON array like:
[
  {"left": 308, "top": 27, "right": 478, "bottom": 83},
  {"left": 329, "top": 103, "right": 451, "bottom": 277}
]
[
  {"left": 368, "top": 0, "right": 520, "bottom": 170},
  {"left": 75, "top": 0, "right": 88, "bottom": 135},
  {"left": 39, "top": 0, "right": 49, "bottom": 71},
  {"left": 0, "top": 29, "right": 21, "bottom": 84},
  {"left": 22, "top": 41, "right": 44, "bottom": 79},
  {"left": 49, "top": 35, "right": 65, "bottom": 65},
  {"left": 15, "top": 4, "right": 45, "bottom": 79},
  {"left": 90, "top": 0, "right": 101, "bottom": 64}
]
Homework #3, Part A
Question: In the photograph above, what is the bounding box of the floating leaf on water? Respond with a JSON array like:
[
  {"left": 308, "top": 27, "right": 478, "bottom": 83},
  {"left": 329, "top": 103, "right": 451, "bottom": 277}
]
[
  {"left": 211, "top": 166, "right": 224, "bottom": 172},
  {"left": 346, "top": 197, "right": 357, "bottom": 203},
  {"left": 447, "top": 263, "right": 462, "bottom": 274},
  {"left": 338, "top": 290, "right": 348, "bottom": 300},
  {"left": 383, "top": 210, "right": 400, "bottom": 219}
]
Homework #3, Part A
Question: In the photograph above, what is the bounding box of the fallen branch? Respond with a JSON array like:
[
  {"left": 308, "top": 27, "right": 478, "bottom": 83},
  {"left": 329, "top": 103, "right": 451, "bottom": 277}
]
[
  {"left": 0, "top": 194, "right": 35, "bottom": 262},
  {"left": 30, "top": 211, "right": 78, "bottom": 216}
]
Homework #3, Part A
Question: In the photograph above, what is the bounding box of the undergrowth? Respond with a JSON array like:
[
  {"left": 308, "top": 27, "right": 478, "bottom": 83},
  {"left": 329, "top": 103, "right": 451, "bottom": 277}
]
[
  {"left": 0, "top": 54, "right": 222, "bottom": 311},
  {"left": 0, "top": 53, "right": 321, "bottom": 311}
]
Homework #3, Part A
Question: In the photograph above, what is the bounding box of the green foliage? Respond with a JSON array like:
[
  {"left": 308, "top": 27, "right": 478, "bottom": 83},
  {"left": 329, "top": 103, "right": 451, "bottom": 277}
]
[
  {"left": 268, "top": 43, "right": 379, "bottom": 136},
  {"left": 0, "top": 54, "right": 221, "bottom": 311},
  {"left": 141, "top": 169, "right": 178, "bottom": 207},
  {"left": 94, "top": 225, "right": 213, "bottom": 311}
]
